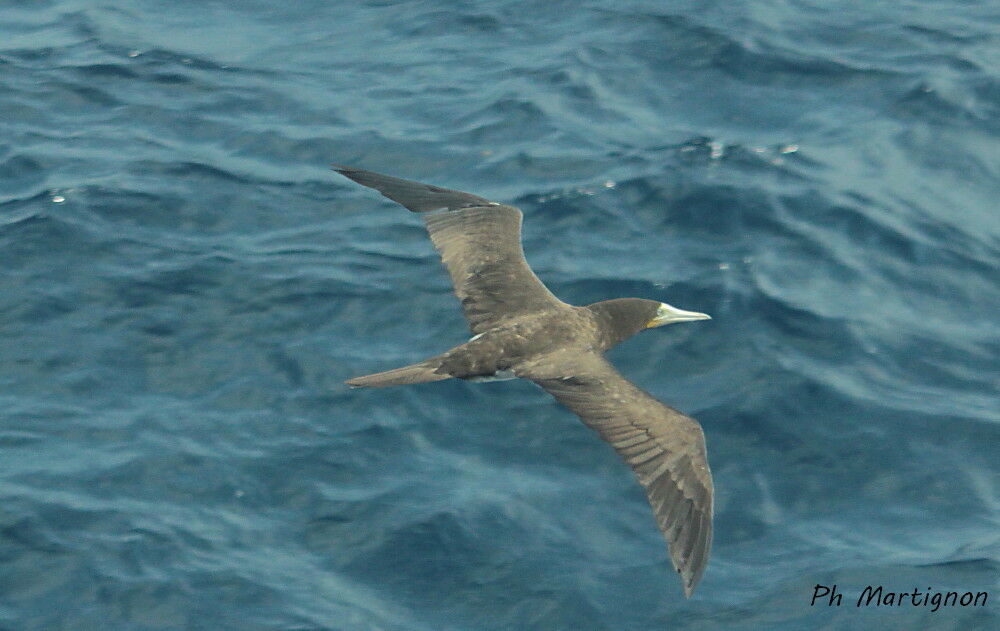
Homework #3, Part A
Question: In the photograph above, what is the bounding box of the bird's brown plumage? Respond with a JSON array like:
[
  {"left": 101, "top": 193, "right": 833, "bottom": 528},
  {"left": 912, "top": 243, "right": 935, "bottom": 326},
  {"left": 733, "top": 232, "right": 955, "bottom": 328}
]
[
  {"left": 521, "top": 350, "right": 713, "bottom": 596},
  {"left": 336, "top": 165, "right": 715, "bottom": 596},
  {"left": 334, "top": 166, "right": 564, "bottom": 334}
]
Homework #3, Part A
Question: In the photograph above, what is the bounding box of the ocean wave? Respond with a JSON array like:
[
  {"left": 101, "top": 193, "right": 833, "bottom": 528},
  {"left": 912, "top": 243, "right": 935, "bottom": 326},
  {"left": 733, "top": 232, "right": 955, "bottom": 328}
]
[{"left": 2, "top": 1, "right": 998, "bottom": 629}]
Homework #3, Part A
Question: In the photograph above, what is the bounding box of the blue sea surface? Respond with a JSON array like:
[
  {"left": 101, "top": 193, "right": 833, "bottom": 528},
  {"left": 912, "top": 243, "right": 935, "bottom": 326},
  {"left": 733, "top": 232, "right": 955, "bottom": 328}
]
[{"left": 1, "top": 1, "right": 998, "bottom": 629}]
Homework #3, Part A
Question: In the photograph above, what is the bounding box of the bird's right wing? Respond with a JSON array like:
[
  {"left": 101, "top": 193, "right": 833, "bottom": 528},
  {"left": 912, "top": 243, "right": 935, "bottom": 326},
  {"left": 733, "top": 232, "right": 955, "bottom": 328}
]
[
  {"left": 522, "top": 350, "right": 714, "bottom": 597},
  {"left": 334, "top": 166, "right": 565, "bottom": 334}
]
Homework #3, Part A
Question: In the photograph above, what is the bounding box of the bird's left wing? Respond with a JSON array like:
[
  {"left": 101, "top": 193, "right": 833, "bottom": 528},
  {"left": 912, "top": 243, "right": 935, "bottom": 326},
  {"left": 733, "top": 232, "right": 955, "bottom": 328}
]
[
  {"left": 334, "top": 166, "right": 565, "bottom": 334},
  {"left": 521, "top": 350, "right": 714, "bottom": 597}
]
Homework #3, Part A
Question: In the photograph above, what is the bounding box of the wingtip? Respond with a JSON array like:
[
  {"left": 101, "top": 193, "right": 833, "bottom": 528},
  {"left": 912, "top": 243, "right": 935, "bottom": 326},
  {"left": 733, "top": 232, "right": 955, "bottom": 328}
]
[
  {"left": 682, "top": 577, "right": 696, "bottom": 599},
  {"left": 332, "top": 164, "right": 369, "bottom": 186},
  {"left": 675, "top": 546, "right": 710, "bottom": 598},
  {"left": 679, "top": 568, "right": 696, "bottom": 598}
]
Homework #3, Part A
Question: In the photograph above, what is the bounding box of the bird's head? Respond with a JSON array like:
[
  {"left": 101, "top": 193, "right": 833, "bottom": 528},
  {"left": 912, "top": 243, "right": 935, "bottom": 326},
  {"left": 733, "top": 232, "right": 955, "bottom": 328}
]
[{"left": 587, "top": 298, "right": 710, "bottom": 350}]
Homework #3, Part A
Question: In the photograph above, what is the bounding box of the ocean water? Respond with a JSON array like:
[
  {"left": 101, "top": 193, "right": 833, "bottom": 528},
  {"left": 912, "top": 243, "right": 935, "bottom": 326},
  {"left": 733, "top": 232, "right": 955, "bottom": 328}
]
[{"left": 1, "top": 0, "right": 997, "bottom": 629}]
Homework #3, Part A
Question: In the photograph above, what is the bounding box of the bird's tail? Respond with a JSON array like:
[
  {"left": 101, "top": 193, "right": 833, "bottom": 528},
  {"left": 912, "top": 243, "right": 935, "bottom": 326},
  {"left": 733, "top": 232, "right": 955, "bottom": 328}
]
[{"left": 345, "top": 357, "right": 451, "bottom": 388}]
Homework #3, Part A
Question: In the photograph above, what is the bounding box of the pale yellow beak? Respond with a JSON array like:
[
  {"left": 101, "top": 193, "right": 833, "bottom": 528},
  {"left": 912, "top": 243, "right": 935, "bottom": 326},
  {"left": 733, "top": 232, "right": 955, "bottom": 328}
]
[{"left": 647, "top": 302, "right": 712, "bottom": 328}]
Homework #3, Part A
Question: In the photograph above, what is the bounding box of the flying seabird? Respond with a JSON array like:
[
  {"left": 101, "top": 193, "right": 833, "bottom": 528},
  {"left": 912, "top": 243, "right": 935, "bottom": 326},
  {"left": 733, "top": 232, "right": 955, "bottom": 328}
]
[{"left": 336, "top": 166, "right": 714, "bottom": 597}]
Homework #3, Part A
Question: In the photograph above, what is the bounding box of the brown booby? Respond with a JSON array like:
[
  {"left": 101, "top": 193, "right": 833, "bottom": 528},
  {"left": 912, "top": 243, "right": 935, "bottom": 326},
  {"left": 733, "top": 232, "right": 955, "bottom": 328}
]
[{"left": 336, "top": 166, "right": 714, "bottom": 597}]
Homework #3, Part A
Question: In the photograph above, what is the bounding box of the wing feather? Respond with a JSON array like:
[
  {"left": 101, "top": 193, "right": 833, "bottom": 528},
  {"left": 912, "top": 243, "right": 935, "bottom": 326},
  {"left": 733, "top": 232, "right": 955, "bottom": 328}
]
[
  {"left": 334, "top": 166, "right": 564, "bottom": 333},
  {"left": 525, "top": 352, "right": 714, "bottom": 597}
]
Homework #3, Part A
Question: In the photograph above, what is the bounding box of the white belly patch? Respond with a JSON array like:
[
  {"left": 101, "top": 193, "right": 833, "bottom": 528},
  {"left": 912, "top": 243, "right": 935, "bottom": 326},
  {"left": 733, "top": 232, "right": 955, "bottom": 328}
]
[{"left": 467, "top": 369, "right": 516, "bottom": 383}]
